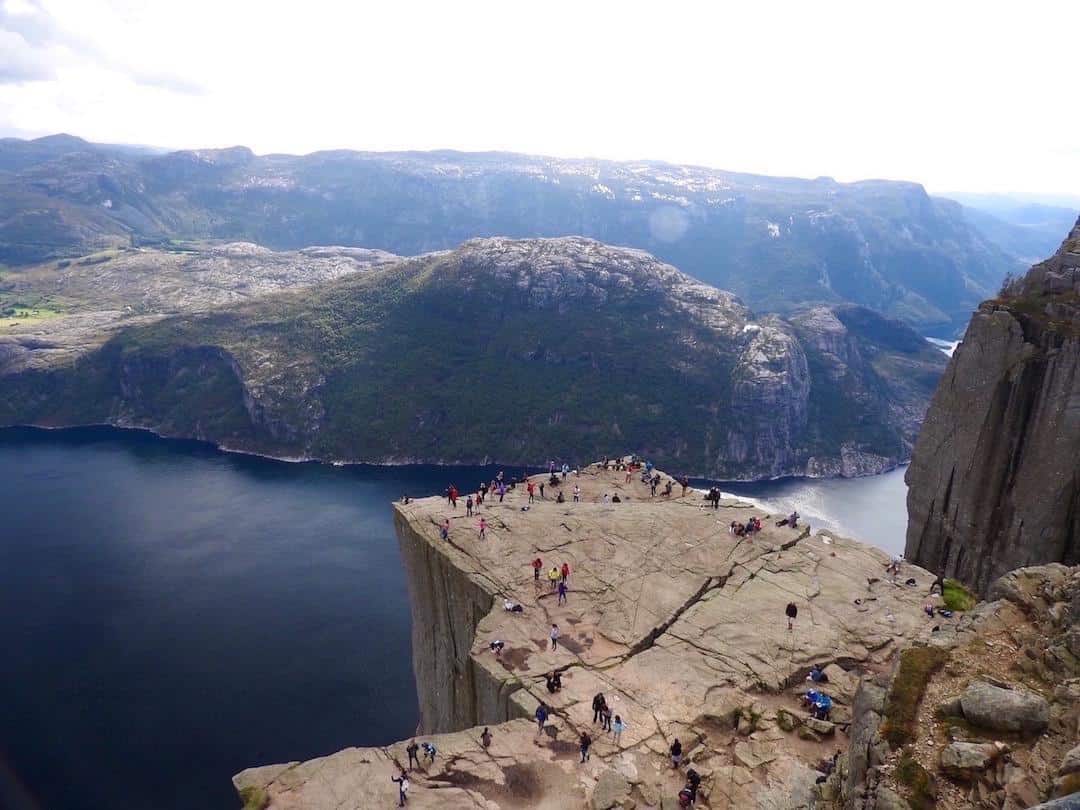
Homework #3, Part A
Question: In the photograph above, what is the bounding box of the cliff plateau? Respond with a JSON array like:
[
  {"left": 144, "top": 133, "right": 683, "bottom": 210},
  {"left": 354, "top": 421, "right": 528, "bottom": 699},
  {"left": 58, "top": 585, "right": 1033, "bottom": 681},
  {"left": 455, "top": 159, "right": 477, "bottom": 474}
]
[
  {"left": 235, "top": 463, "right": 945, "bottom": 809},
  {"left": 905, "top": 217, "right": 1080, "bottom": 594}
]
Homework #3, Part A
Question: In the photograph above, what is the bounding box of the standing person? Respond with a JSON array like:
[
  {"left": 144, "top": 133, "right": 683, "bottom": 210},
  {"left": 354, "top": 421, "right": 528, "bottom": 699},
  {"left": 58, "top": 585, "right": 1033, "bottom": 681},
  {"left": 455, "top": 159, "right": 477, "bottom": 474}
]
[
  {"left": 466, "top": 495, "right": 474, "bottom": 517},
  {"left": 479, "top": 517, "right": 487, "bottom": 539},
  {"left": 562, "top": 463, "right": 569, "bottom": 480},
  {"left": 579, "top": 732, "right": 592, "bottom": 762},
  {"left": 612, "top": 714, "right": 625, "bottom": 744},
  {"left": 406, "top": 740, "right": 420, "bottom": 770},
  {"left": 550, "top": 623, "right": 560, "bottom": 651},
  {"left": 527, "top": 481, "right": 535, "bottom": 503},
  {"left": 390, "top": 769, "right": 409, "bottom": 807},
  {"left": 532, "top": 557, "right": 543, "bottom": 583},
  {"left": 498, "top": 483, "right": 506, "bottom": 503},
  {"left": 592, "top": 693, "right": 606, "bottom": 725},
  {"left": 786, "top": 601, "right": 798, "bottom": 631},
  {"left": 439, "top": 519, "right": 450, "bottom": 542},
  {"left": 560, "top": 562, "right": 570, "bottom": 583},
  {"left": 573, "top": 484, "right": 581, "bottom": 502},
  {"left": 548, "top": 566, "right": 560, "bottom": 592},
  {"left": 480, "top": 727, "right": 492, "bottom": 749},
  {"left": 421, "top": 741, "right": 437, "bottom": 764},
  {"left": 539, "top": 481, "right": 545, "bottom": 499},
  {"left": 450, "top": 485, "right": 458, "bottom": 508},
  {"left": 600, "top": 702, "right": 612, "bottom": 732},
  {"left": 670, "top": 738, "right": 683, "bottom": 769},
  {"left": 535, "top": 703, "right": 549, "bottom": 735},
  {"left": 557, "top": 579, "right": 568, "bottom": 605}
]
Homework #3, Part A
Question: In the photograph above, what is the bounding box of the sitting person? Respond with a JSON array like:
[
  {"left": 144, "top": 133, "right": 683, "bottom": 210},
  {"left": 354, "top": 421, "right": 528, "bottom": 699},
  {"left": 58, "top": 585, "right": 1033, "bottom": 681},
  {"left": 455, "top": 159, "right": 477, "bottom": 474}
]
[
  {"left": 807, "top": 663, "right": 829, "bottom": 683},
  {"left": 611, "top": 494, "right": 621, "bottom": 503},
  {"left": 545, "top": 671, "right": 562, "bottom": 693},
  {"left": 503, "top": 599, "right": 523, "bottom": 613},
  {"left": 556, "top": 490, "right": 565, "bottom": 503},
  {"left": 489, "top": 640, "right": 505, "bottom": 656}
]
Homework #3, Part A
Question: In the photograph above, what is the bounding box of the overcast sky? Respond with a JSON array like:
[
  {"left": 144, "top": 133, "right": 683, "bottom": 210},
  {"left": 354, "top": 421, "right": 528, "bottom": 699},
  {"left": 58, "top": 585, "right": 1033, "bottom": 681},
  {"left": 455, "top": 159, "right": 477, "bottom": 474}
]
[{"left": 1, "top": 0, "right": 1077, "bottom": 194}]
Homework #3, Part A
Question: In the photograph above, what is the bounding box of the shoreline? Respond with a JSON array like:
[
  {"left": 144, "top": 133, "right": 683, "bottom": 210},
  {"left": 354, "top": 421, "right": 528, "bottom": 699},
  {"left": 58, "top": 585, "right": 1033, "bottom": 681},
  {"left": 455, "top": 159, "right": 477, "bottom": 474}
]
[{"left": 0, "top": 421, "right": 907, "bottom": 484}]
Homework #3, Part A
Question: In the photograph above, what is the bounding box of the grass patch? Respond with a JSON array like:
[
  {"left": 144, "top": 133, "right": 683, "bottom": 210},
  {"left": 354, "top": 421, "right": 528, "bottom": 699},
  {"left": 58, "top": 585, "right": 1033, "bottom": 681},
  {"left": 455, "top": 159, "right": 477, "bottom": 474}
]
[
  {"left": 0, "top": 305, "right": 63, "bottom": 328},
  {"left": 882, "top": 646, "right": 949, "bottom": 747},
  {"left": 896, "top": 750, "right": 936, "bottom": 810},
  {"left": 942, "top": 579, "right": 976, "bottom": 612},
  {"left": 238, "top": 785, "right": 269, "bottom": 810}
]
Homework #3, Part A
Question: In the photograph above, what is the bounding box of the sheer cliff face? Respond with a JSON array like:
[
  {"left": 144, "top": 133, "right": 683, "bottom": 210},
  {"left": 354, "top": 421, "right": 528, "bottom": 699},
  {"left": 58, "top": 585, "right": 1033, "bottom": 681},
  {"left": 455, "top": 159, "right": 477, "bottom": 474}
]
[
  {"left": 0, "top": 237, "right": 946, "bottom": 479},
  {"left": 905, "top": 218, "right": 1080, "bottom": 593}
]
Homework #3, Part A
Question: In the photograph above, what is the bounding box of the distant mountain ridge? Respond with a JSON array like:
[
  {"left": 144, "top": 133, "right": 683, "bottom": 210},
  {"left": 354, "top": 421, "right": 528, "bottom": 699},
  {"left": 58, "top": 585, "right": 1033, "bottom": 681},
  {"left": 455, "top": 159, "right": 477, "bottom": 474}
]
[
  {"left": 0, "top": 237, "right": 947, "bottom": 479},
  {"left": 0, "top": 134, "right": 1022, "bottom": 337}
]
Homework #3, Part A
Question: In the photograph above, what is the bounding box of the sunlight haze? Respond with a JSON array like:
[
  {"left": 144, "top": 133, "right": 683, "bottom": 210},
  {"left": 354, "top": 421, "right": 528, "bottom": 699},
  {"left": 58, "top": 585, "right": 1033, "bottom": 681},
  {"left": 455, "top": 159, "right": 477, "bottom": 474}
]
[{"left": 1, "top": 0, "right": 1077, "bottom": 193}]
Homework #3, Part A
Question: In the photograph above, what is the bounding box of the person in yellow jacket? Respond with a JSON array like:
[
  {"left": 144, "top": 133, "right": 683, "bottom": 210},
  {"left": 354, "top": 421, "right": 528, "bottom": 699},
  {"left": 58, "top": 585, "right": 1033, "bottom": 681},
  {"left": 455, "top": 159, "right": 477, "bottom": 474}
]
[{"left": 548, "top": 566, "right": 560, "bottom": 592}]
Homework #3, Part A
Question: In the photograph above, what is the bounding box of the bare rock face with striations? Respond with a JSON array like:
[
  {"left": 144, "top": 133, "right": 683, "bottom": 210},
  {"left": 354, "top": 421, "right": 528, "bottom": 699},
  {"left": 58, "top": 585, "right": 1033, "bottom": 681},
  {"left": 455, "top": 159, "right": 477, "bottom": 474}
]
[{"left": 905, "top": 217, "right": 1080, "bottom": 593}]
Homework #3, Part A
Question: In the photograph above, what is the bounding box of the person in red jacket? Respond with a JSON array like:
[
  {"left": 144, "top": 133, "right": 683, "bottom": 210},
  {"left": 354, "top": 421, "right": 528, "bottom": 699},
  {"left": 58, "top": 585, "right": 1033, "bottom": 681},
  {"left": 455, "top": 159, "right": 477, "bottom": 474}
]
[
  {"left": 561, "top": 562, "right": 570, "bottom": 583},
  {"left": 532, "top": 557, "right": 543, "bottom": 582}
]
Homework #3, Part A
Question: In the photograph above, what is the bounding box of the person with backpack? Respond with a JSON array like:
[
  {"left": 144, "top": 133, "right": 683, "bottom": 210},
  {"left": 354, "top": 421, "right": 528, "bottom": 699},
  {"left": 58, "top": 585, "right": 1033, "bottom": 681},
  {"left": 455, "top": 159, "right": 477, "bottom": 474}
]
[
  {"left": 421, "top": 741, "right": 437, "bottom": 764},
  {"left": 390, "top": 769, "right": 409, "bottom": 806}
]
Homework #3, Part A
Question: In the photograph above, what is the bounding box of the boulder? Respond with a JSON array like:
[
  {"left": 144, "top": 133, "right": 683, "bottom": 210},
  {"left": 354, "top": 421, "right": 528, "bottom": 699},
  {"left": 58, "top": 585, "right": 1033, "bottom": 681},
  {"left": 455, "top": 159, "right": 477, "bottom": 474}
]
[
  {"left": 960, "top": 680, "right": 1049, "bottom": 734},
  {"left": 804, "top": 717, "right": 835, "bottom": 736},
  {"left": 798, "top": 726, "right": 822, "bottom": 742},
  {"left": 591, "top": 769, "right": 633, "bottom": 809},
  {"left": 940, "top": 741, "right": 1004, "bottom": 780},
  {"left": 872, "top": 786, "right": 912, "bottom": 810},
  {"left": 1061, "top": 744, "right": 1080, "bottom": 777},
  {"left": 777, "top": 708, "right": 798, "bottom": 732}
]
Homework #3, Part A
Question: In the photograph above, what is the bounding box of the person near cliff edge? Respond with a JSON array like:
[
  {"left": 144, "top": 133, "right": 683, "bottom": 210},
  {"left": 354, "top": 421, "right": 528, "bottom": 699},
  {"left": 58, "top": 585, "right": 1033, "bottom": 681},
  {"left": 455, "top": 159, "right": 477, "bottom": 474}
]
[
  {"left": 391, "top": 769, "right": 409, "bottom": 806},
  {"left": 550, "top": 623, "right": 560, "bottom": 651},
  {"left": 421, "top": 741, "right": 437, "bottom": 764},
  {"left": 406, "top": 740, "right": 419, "bottom": 770},
  {"left": 670, "top": 738, "right": 683, "bottom": 768},
  {"left": 592, "top": 692, "right": 606, "bottom": 724},
  {"left": 439, "top": 519, "right": 450, "bottom": 542},
  {"left": 786, "top": 601, "right": 798, "bottom": 630},
  {"left": 466, "top": 495, "right": 474, "bottom": 517},
  {"left": 557, "top": 578, "right": 568, "bottom": 605},
  {"left": 479, "top": 517, "right": 487, "bottom": 539},
  {"left": 480, "top": 727, "right": 492, "bottom": 749}
]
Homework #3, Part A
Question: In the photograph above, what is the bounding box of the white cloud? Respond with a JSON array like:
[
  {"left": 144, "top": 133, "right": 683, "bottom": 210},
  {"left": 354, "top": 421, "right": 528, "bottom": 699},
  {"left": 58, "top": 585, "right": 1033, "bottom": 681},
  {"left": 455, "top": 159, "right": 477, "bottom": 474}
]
[{"left": 0, "top": 0, "right": 1078, "bottom": 194}]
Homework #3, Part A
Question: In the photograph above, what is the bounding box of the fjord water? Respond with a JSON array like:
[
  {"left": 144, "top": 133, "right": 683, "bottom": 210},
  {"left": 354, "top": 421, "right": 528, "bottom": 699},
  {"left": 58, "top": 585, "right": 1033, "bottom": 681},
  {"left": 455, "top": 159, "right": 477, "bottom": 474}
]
[{"left": 0, "top": 427, "right": 907, "bottom": 810}]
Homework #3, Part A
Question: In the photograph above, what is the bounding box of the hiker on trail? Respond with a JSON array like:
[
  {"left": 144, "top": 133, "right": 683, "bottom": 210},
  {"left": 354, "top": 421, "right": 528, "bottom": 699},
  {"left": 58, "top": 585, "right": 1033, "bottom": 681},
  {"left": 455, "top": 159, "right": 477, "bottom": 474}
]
[
  {"left": 466, "top": 496, "right": 474, "bottom": 517},
  {"left": 390, "top": 769, "right": 409, "bottom": 806},
  {"left": 527, "top": 481, "right": 535, "bottom": 503},
  {"left": 786, "top": 601, "right": 798, "bottom": 631},
  {"left": 548, "top": 566, "right": 560, "bottom": 591},
  {"left": 684, "top": 769, "right": 701, "bottom": 805},
  {"left": 680, "top": 476, "right": 689, "bottom": 497},
  {"left": 592, "top": 693, "right": 606, "bottom": 724},
  {"left": 612, "top": 714, "right": 625, "bottom": 744},
  {"left": 600, "top": 703, "right": 612, "bottom": 731},
  {"left": 539, "top": 481, "right": 545, "bottom": 499},
  {"left": 479, "top": 517, "right": 487, "bottom": 539},
  {"left": 440, "top": 519, "right": 450, "bottom": 541},
  {"left": 670, "top": 738, "right": 683, "bottom": 768},
  {"left": 406, "top": 740, "right": 420, "bottom": 770},
  {"left": 573, "top": 485, "right": 581, "bottom": 502},
  {"left": 535, "top": 703, "right": 549, "bottom": 734},
  {"left": 480, "top": 727, "right": 492, "bottom": 749},
  {"left": 557, "top": 579, "right": 568, "bottom": 605},
  {"left": 532, "top": 557, "right": 543, "bottom": 582},
  {"left": 550, "top": 623, "right": 560, "bottom": 651},
  {"left": 561, "top": 562, "right": 570, "bottom": 583},
  {"left": 421, "top": 742, "right": 437, "bottom": 764},
  {"left": 579, "top": 732, "right": 592, "bottom": 762},
  {"left": 663, "top": 480, "right": 673, "bottom": 497},
  {"left": 556, "top": 490, "right": 566, "bottom": 503}
]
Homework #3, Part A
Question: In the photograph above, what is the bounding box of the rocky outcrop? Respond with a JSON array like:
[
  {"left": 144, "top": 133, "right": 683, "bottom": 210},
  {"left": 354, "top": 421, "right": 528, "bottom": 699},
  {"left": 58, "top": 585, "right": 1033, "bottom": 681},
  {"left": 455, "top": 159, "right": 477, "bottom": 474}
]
[
  {"left": 905, "top": 217, "right": 1080, "bottom": 593},
  {"left": 235, "top": 463, "right": 945, "bottom": 808}
]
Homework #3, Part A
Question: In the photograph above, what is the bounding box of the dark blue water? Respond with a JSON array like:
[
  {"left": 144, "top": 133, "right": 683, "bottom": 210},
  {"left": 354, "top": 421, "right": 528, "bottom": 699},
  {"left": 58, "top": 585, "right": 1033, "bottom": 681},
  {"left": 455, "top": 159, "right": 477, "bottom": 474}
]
[
  {"left": 0, "top": 428, "right": 908, "bottom": 810},
  {"left": 0, "top": 427, "right": 510, "bottom": 810}
]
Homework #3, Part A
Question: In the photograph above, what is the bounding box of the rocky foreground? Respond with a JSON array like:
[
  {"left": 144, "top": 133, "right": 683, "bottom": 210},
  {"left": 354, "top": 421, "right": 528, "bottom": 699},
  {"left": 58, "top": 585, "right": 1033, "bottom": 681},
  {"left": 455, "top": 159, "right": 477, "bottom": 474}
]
[{"left": 235, "top": 464, "right": 955, "bottom": 809}]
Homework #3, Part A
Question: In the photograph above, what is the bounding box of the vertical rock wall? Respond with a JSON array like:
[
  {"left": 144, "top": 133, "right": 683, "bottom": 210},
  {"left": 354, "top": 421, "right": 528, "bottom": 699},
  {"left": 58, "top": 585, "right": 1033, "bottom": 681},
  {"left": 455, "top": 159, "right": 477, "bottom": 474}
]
[
  {"left": 905, "top": 218, "right": 1080, "bottom": 593},
  {"left": 393, "top": 508, "right": 524, "bottom": 734}
]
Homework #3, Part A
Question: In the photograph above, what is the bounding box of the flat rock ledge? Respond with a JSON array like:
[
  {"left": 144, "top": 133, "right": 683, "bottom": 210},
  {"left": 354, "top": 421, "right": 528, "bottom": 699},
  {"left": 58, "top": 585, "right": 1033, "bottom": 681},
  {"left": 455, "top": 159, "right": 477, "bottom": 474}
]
[{"left": 234, "top": 464, "right": 939, "bottom": 809}]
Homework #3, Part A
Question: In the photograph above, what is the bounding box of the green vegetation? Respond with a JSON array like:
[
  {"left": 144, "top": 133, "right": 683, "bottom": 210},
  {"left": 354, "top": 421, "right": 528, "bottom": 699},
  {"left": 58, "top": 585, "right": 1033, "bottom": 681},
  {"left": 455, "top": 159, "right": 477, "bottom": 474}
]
[
  {"left": 942, "top": 579, "right": 976, "bottom": 611},
  {"left": 881, "top": 646, "right": 949, "bottom": 747},
  {"left": 238, "top": 785, "right": 269, "bottom": 810},
  {"left": 0, "top": 304, "right": 63, "bottom": 328},
  {"left": 895, "top": 750, "right": 936, "bottom": 810}
]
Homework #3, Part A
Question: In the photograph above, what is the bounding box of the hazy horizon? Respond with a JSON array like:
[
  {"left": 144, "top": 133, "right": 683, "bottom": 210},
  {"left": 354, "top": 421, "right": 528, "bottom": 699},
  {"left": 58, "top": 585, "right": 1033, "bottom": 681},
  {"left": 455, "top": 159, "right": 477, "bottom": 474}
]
[{"left": 2, "top": 0, "right": 1079, "bottom": 195}]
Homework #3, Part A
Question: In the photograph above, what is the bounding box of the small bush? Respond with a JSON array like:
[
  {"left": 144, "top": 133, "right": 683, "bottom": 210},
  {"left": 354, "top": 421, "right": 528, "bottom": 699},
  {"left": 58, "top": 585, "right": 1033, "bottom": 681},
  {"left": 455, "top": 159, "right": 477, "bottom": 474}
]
[
  {"left": 896, "top": 750, "right": 935, "bottom": 810},
  {"left": 238, "top": 786, "right": 269, "bottom": 810},
  {"left": 942, "top": 579, "right": 976, "bottom": 612},
  {"left": 882, "top": 646, "right": 949, "bottom": 747}
]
